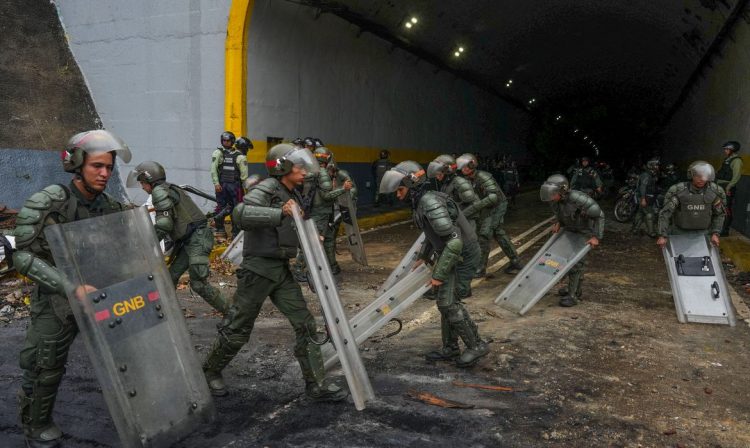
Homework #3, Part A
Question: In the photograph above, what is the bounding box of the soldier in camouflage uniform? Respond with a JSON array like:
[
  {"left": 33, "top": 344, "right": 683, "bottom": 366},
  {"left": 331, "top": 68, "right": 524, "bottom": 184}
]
[
  {"left": 540, "top": 174, "right": 605, "bottom": 307},
  {"left": 327, "top": 161, "right": 357, "bottom": 257},
  {"left": 427, "top": 154, "right": 481, "bottom": 299},
  {"left": 11, "top": 130, "right": 132, "bottom": 447},
  {"left": 380, "top": 161, "right": 488, "bottom": 367},
  {"left": 657, "top": 161, "right": 726, "bottom": 249},
  {"left": 128, "top": 161, "right": 227, "bottom": 314},
  {"left": 570, "top": 157, "right": 603, "bottom": 197},
  {"left": 293, "top": 147, "right": 351, "bottom": 278},
  {"left": 716, "top": 141, "right": 743, "bottom": 236},
  {"left": 631, "top": 158, "right": 660, "bottom": 237},
  {"left": 202, "top": 144, "right": 347, "bottom": 402},
  {"left": 455, "top": 153, "right": 522, "bottom": 278}
]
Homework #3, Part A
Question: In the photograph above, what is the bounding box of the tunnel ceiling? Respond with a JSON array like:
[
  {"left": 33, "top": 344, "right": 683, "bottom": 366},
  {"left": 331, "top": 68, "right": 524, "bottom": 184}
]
[{"left": 297, "top": 0, "right": 744, "bottom": 151}]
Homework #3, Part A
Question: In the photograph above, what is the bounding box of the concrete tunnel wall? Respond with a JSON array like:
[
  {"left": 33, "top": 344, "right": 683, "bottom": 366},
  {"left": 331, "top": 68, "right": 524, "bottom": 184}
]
[
  {"left": 660, "top": 14, "right": 750, "bottom": 236},
  {"left": 51, "top": 0, "right": 531, "bottom": 209}
]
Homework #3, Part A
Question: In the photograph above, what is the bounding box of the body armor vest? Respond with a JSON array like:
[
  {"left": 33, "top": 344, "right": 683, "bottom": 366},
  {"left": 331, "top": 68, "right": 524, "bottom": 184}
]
[
  {"left": 554, "top": 191, "right": 593, "bottom": 233},
  {"left": 717, "top": 155, "right": 740, "bottom": 182},
  {"left": 243, "top": 179, "right": 300, "bottom": 259},
  {"left": 167, "top": 184, "right": 207, "bottom": 241},
  {"left": 415, "top": 192, "right": 476, "bottom": 254},
  {"left": 219, "top": 149, "right": 240, "bottom": 183},
  {"left": 374, "top": 158, "right": 390, "bottom": 181},
  {"left": 575, "top": 167, "right": 596, "bottom": 189},
  {"left": 673, "top": 185, "right": 716, "bottom": 230}
]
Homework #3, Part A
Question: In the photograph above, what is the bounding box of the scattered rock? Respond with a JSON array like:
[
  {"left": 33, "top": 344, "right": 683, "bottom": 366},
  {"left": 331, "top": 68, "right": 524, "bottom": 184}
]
[
  {"left": 704, "top": 387, "right": 713, "bottom": 395},
  {"left": 0, "top": 304, "right": 13, "bottom": 316},
  {"left": 663, "top": 428, "right": 677, "bottom": 436}
]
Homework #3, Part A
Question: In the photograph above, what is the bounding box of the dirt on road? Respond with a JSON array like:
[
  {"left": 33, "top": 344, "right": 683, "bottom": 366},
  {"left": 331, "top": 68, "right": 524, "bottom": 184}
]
[{"left": 1, "top": 190, "right": 749, "bottom": 447}]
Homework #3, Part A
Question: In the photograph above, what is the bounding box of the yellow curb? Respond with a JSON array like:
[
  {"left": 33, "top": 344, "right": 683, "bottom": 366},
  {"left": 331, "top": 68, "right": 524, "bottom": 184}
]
[
  {"left": 721, "top": 235, "right": 750, "bottom": 272},
  {"left": 357, "top": 209, "right": 411, "bottom": 231}
]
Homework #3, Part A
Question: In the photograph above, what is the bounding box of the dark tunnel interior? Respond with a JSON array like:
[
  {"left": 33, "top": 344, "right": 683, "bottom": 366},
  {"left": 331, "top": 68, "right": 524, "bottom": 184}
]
[{"left": 297, "top": 0, "right": 748, "bottom": 175}]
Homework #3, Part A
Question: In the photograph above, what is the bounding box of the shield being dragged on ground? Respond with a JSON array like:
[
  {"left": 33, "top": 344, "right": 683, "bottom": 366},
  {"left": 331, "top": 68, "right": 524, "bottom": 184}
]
[
  {"left": 495, "top": 230, "right": 591, "bottom": 315},
  {"left": 337, "top": 192, "right": 368, "bottom": 266},
  {"left": 45, "top": 207, "right": 214, "bottom": 448},
  {"left": 377, "top": 232, "right": 426, "bottom": 296},
  {"left": 662, "top": 233, "right": 736, "bottom": 326}
]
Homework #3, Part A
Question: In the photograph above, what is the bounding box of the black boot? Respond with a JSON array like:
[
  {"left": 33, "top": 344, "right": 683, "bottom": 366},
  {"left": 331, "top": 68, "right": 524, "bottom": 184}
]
[
  {"left": 559, "top": 295, "right": 578, "bottom": 307},
  {"left": 204, "top": 371, "right": 228, "bottom": 397},
  {"left": 306, "top": 380, "right": 349, "bottom": 402},
  {"left": 425, "top": 315, "right": 460, "bottom": 361},
  {"left": 504, "top": 259, "right": 523, "bottom": 274},
  {"left": 452, "top": 319, "right": 490, "bottom": 368},
  {"left": 19, "top": 388, "right": 63, "bottom": 448},
  {"left": 558, "top": 287, "right": 569, "bottom": 296}
]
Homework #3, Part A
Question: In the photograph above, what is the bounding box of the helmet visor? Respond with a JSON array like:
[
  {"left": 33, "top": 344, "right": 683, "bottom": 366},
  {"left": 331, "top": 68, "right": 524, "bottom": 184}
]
[
  {"left": 426, "top": 160, "right": 445, "bottom": 179},
  {"left": 690, "top": 162, "right": 715, "bottom": 182},
  {"left": 455, "top": 154, "right": 475, "bottom": 171},
  {"left": 539, "top": 183, "right": 560, "bottom": 202},
  {"left": 285, "top": 147, "right": 319, "bottom": 175},
  {"left": 125, "top": 170, "right": 143, "bottom": 188},
  {"left": 69, "top": 130, "right": 133, "bottom": 163},
  {"left": 379, "top": 170, "right": 406, "bottom": 194}
]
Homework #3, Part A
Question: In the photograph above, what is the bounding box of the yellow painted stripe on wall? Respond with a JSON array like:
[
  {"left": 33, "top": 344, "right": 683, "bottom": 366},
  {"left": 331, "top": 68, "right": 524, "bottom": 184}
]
[
  {"left": 245, "top": 140, "right": 442, "bottom": 164},
  {"left": 224, "top": 0, "right": 254, "bottom": 137}
]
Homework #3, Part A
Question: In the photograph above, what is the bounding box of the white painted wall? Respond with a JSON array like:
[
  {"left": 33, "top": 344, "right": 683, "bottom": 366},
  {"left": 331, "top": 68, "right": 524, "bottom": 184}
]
[{"left": 55, "top": 0, "right": 531, "bottom": 208}]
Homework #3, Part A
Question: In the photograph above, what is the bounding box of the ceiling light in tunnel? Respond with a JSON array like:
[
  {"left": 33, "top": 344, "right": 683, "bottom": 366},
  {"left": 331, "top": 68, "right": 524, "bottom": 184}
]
[
  {"left": 458, "top": 47, "right": 465, "bottom": 52},
  {"left": 405, "top": 22, "right": 413, "bottom": 29},
  {"left": 556, "top": 115, "right": 562, "bottom": 121},
  {"left": 528, "top": 98, "right": 536, "bottom": 104},
  {"left": 584, "top": 136, "right": 589, "bottom": 140},
  {"left": 411, "top": 17, "right": 418, "bottom": 24},
  {"left": 454, "top": 51, "right": 460, "bottom": 57},
  {"left": 573, "top": 129, "right": 579, "bottom": 134}
]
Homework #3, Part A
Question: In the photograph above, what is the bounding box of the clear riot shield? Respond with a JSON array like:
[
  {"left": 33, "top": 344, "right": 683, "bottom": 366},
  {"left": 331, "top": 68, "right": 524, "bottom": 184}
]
[
  {"left": 662, "top": 233, "right": 736, "bottom": 326},
  {"left": 322, "top": 263, "right": 432, "bottom": 369},
  {"left": 45, "top": 207, "right": 214, "bottom": 448},
  {"left": 377, "top": 233, "right": 426, "bottom": 296},
  {"left": 291, "top": 205, "right": 375, "bottom": 410},
  {"left": 495, "top": 230, "right": 591, "bottom": 315},
  {"left": 337, "top": 192, "right": 368, "bottom": 266},
  {"left": 221, "top": 230, "right": 244, "bottom": 266}
]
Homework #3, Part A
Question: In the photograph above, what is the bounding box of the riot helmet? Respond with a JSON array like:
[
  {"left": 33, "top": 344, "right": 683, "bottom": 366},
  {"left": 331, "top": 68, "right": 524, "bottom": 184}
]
[
  {"left": 313, "top": 147, "right": 333, "bottom": 168},
  {"left": 127, "top": 161, "right": 166, "bottom": 187},
  {"left": 455, "top": 153, "right": 479, "bottom": 173},
  {"left": 291, "top": 137, "right": 304, "bottom": 148},
  {"left": 540, "top": 174, "right": 570, "bottom": 202},
  {"left": 265, "top": 143, "right": 319, "bottom": 177},
  {"left": 664, "top": 162, "right": 676, "bottom": 174},
  {"left": 426, "top": 154, "right": 457, "bottom": 179},
  {"left": 379, "top": 161, "right": 425, "bottom": 194},
  {"left": 313, "top": 138, "right": 325, "bottom": 148},
  {"left": 303, "top": 137, "right": 315, "bottom": 149},
  {"left": 687, "top": 161, "right": 715, "bottom": 182},
  {"left": 235, "top": 137, "right": 253, "bottom": 154},
  {"left": 646, "top": 157, "right": 660, "bottom": 173},
  {"left": 722, "top": 141, "right": 741, "bottom": 153},
  {"left": 580, "top": 157, "right": 590, "bottom": 166},
  {"left": 62, "top": 130, "right": 132, "bottom": 173},
  {"left": 220, "top": 131, "right": 236, "bottom": 148}
]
